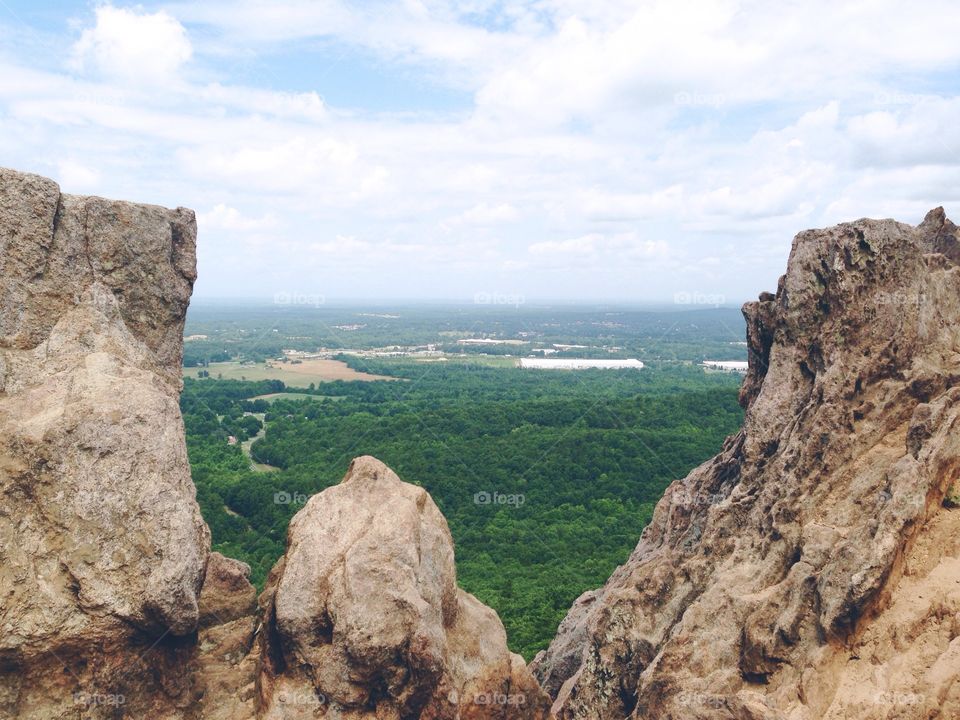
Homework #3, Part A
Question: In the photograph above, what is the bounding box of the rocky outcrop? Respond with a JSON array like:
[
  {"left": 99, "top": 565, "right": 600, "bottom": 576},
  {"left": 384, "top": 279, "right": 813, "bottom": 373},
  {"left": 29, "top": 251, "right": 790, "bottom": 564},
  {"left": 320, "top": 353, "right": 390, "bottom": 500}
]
[
  {"left": 257, "top": 456, "right": 551, "bottom": 720},
  {"left": 0, "top": 167, "right": 548, "bottom": 719},
  {"left": 0, "top": 169, "right": 197, "bottom": 384},
  {"left": 0, "top": 168, "right": 212, "bottom": 719},
  {"left": 9, "top": 166, "right": 957, "bottom": 720},
  {"left": 534, "top": 209, "right": 960, "bottom": 718}
]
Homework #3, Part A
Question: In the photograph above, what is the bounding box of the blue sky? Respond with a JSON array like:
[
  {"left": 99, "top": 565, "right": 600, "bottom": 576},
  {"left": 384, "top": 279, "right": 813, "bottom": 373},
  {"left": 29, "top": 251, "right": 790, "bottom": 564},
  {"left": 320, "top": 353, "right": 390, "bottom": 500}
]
[{"left": 1, "top": 1, "right": 959, "bottom": 302}]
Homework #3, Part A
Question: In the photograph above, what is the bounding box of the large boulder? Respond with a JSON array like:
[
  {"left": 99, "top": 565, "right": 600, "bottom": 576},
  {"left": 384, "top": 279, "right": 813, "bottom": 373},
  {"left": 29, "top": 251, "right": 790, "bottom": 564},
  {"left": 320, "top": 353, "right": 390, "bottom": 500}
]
[
  {"left": 0, "top": 167, "right": 211, "bottom": 718},
  {"left": 536, "top": 208, "right": 960, "bottom": 719},
  {"left": 257, "top": 456, "right": 552, "bottom": 720}
]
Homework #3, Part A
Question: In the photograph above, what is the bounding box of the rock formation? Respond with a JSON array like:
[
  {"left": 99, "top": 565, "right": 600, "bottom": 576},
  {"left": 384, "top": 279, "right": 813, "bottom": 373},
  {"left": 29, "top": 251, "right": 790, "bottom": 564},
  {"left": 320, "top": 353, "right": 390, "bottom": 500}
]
[
  {"left": 0, "top": 167, "right": 212, "bottom": 719},
  {"left": 533, "top": 209, "right": 960, "bottom": 718},
  {"left": 6, "top": 166, "right": 959, "bottom": 720},
  {"left": 257, "top": 456, "right": 551, "bottom": 720},
  {"left": 0, "top": 167, "right": 549, "bottom": 719}
]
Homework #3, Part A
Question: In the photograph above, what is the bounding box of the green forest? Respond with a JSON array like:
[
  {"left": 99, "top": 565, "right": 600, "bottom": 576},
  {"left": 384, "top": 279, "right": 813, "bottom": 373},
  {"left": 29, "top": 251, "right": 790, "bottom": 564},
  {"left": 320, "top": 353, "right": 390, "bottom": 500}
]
[{"left": 181, "top": 359, "right": 744, "bottom": 660}]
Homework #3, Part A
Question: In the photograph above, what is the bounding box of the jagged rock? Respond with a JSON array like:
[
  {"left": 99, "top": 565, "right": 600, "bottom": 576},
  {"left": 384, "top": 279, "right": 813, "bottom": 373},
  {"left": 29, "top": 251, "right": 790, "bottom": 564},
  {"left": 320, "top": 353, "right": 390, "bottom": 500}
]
[
  {"left": 0, "top": 169, "right": 207, "bottom": 640},
  {"left": 528, "top": 590, "right": 598, "bottom": 698},
  {"left": 257, "top": 456, "right": 552, "bottom": 719},
  {"left": 199, "top": 553, "right": 258, "bottom": 631},
  {"left": 0, "top": 167, "right": 213, "bottom": 719},
  {"left": 0, "top": 169, "right": 197, "bottom": 385},
  {"left": 193, "top": 554, "right": 260, "bottom": 720},
  {"left": 536, "top": 208, "right": 960, "bottom": 719},
  {"left": 13, "top": 164, "right": 957, "bottom": 720}
]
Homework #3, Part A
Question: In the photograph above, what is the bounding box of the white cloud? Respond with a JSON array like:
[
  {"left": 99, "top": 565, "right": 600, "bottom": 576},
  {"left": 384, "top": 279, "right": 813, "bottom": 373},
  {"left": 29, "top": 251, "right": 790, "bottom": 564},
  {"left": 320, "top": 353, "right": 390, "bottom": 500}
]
[
  {"left": 459, "top": 202, "right": 520, "bottom": 225},
  {"left": 581, "top": 186, "right": 684, "bottom": 221},
  {"left": 1, "top": 0, "right": 959, "bottom": 300},
  {"left": 56, "top": 160, "right": 100, "bottom": 190},
  {"left": 197, "top": 204, "right": 278, "bottom": 231},
  {"left": 201, "top": 84, "right": 327, "bottom": 121},
  {"left": 70, "top": 5, "right": 192, "bottom": 84},
  {"left": 529, "top": 232, "right": 669, "bottom": 263},
  {"left": 179, "top": 137, "right": 361, "bottom": 194},
  {"left": 529, "top": 234, "right": 601, "bottom": 256}
]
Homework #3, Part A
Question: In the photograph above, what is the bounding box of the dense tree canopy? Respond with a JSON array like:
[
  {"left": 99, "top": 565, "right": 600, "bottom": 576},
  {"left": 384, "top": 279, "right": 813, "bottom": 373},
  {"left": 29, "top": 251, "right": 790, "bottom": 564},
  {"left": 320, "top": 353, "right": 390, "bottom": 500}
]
[{"left": 181, "top": 362, "right": 743, "bottom": 659}]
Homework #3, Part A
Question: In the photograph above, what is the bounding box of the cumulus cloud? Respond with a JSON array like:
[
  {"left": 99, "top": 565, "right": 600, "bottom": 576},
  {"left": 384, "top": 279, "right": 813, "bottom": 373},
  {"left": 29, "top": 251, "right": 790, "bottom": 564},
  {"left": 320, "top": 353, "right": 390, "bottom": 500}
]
[
  {"left": 458, "top": 202, "right": 520, "bottom": 225},
  {"left": 529, "top": 234, "right": 602, "bottom": 256},
  {"left": 183, "top": 137, "right": 359, "bottom": 190},
  {"left": 530, "top": 233, "right": 670, "bottom": 265},
  {"left": 1, "top": 0, "right": 958, "bottom": 300},
  {"left": 201, "top": 84, "right": 327, "bottom": 121},
  {"left": 70, "top": 5, "right": 192, "bottom": 84},
  {"left": 197, "top": 204, "right": 278, "bottom": 231},
  {"left": 56, "top": 160, "right": 100, "bottom": 190}
]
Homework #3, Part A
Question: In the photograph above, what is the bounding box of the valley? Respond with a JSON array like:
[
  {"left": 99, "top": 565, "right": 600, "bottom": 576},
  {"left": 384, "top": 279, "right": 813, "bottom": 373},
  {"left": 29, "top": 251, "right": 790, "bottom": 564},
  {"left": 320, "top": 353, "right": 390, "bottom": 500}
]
[{"left": 180, "top": 303, "right": 748, "bottom": 660}]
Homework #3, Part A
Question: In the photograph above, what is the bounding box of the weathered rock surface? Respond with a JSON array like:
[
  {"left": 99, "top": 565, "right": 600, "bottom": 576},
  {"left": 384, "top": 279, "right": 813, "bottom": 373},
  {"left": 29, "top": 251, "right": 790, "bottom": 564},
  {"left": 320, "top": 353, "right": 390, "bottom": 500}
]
[
  {"left": 0, "top": 167, "right": 213, "bottom": 719},
  {"left": 11, "top": 165, "right": 957, "bottom": 720},
  {"left": 257, "top": 456, "right": 552, "bottom": 719},
  {"left": 534, "top": 208, "right": 960, "bottom": 719}
]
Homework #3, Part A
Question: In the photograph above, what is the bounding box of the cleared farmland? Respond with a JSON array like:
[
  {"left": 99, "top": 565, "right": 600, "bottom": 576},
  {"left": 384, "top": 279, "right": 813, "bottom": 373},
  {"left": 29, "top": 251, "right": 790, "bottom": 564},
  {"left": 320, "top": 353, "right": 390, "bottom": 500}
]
[
  {"left": 183, "top": 360, "right": 397, "bottom": 387},
  {"left": 248, "top": 392, "right": 345, "bottom": 403}
]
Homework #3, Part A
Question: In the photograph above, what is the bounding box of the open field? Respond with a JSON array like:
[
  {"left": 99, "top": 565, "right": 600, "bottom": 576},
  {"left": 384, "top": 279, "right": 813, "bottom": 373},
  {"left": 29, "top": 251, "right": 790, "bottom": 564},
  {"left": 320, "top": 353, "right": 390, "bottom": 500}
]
[
  {"left": 183, "top": 361, "right": 745, "bottom": 659},
  {"left": 410, "top": 354, "right": 519, "bottom": 368},
  {"left": 268, "top": 358, "right": 398, "bottom": 382},
  {"left": 183, "top": 360, "right": 396, "bottom": 387},
  {"left": 250, "top": 392, "right": 345, "bottom": 402}
]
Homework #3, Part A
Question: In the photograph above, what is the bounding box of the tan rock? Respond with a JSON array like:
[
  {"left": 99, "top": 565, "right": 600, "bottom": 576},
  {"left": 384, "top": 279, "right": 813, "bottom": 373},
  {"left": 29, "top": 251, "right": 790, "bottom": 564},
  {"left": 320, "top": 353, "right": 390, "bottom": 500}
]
[
  {"left": 0, "top": 167, "right": 208, "bottom": 655},
  {"left": 0, "top": 168, "right": 211, "bottom": 719},
  {"left": 194, "top": 554, "right": 260, "bottom": 720},
  {"left": 18, "top": 165, "right": 957, "bottom": 720},
  {"left": 258, "top": 456, "right": 552, "bottom": 719},
  {"left": 199, "top": 553, "right": 259, "bottom": 631}
]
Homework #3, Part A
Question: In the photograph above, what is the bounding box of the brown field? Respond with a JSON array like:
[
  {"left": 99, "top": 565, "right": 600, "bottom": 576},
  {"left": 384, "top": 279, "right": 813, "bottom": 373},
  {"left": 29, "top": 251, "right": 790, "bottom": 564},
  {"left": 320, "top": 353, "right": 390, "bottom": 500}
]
[
  {"left": 267, "top": 358, "right": 397, "bottom": 381},
  {"left": 183, "top": 359, "right": 397, "bottom": 387}
]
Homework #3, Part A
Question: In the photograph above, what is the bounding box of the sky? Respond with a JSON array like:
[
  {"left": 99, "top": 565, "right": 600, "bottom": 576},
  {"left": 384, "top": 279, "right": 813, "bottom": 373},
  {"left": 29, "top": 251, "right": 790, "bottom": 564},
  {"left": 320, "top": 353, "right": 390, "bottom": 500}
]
[{"left": 1, "top": 1, "right": 959, "bottom": 303}]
